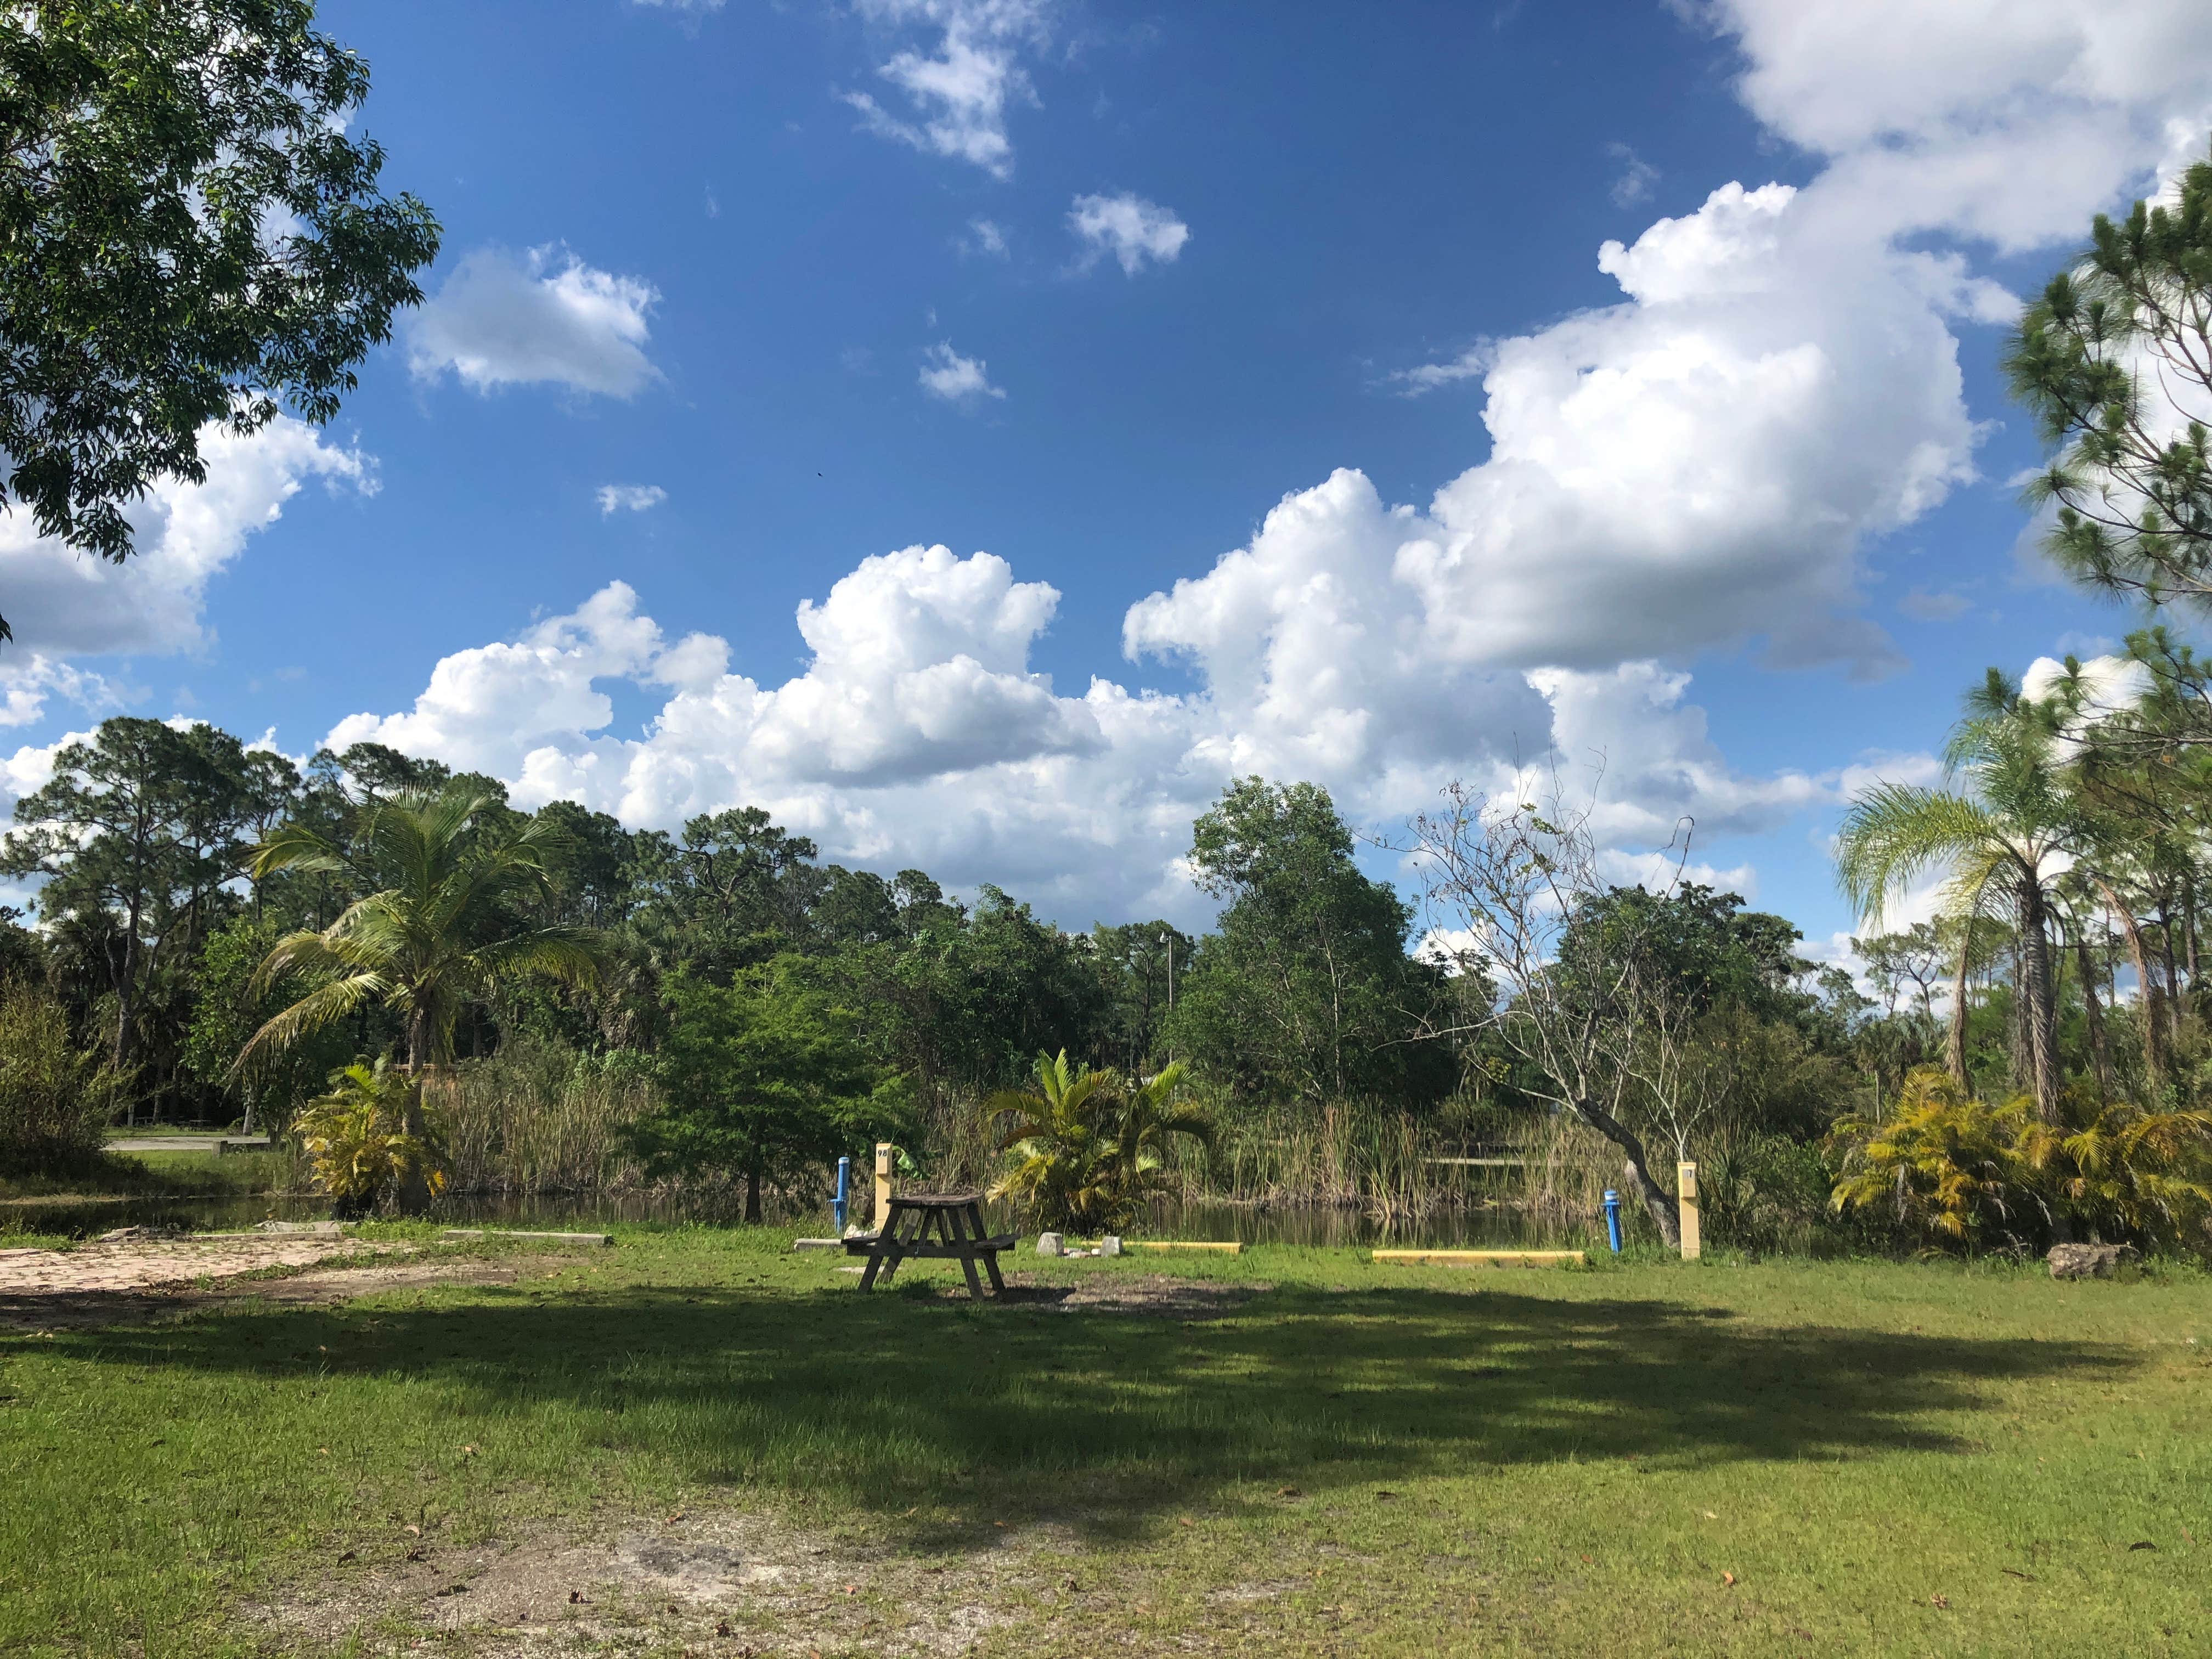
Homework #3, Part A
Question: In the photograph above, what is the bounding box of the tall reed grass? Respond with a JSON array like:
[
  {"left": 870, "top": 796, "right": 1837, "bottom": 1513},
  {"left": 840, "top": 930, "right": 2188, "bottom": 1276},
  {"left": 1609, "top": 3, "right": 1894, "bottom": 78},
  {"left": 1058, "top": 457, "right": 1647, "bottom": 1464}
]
[
  {"left": 416, "top": 1040, "right": 1833, "bottom": 1248},
  {"left": 903, "top": 1083, "right": 1632, "bottom": 1228},
  {"left": 432, "top": 1037, "right": 658, "bottom": 1193}
]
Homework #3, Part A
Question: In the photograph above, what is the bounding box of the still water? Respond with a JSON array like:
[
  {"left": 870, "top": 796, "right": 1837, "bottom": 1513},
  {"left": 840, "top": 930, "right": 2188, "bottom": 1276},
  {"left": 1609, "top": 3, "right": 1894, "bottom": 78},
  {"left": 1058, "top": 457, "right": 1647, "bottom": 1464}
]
[{"left": 7, "top": 1187, "right": 1598, "bottom": 1252}]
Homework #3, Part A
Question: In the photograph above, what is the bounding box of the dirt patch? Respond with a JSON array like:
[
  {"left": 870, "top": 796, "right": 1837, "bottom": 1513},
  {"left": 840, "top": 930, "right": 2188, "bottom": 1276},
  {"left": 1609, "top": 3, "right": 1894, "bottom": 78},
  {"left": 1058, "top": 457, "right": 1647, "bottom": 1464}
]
[
  {"left": 253, "top": 1508, "right": 1040, "bottom": 1657},
  {"left": 0, "top": 1245, "right": 535, "bottom": 1331},
  {"left": 935, "top": 1272, "right": 1269, "bottom": 1318}
]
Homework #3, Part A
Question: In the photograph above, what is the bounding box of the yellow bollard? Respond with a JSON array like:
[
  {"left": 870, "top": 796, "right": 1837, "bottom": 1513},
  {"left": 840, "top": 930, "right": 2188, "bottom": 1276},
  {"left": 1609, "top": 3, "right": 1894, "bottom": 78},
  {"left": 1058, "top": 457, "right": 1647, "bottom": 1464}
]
[
  {"left": 1677, "top": 1160, "right": 1701, "bottom": 1260},
  {"left": 874, "top": 1143, "right": 893, "bottom": 1228}
]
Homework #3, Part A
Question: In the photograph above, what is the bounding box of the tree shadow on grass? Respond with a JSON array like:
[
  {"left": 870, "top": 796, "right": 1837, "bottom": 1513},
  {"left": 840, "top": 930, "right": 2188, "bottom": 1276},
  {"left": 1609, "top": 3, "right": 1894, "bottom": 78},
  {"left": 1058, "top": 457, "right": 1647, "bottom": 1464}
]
[{"left": 52, "top": 1280, "right": 2129, "bottom": 1542}]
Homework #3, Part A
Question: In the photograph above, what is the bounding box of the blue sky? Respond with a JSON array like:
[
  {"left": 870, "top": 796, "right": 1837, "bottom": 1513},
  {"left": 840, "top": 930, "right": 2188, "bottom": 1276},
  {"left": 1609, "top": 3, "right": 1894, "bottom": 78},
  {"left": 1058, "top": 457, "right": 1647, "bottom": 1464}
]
[{"left": 5, "top": 0, "right": 2210, "bottom": 955}]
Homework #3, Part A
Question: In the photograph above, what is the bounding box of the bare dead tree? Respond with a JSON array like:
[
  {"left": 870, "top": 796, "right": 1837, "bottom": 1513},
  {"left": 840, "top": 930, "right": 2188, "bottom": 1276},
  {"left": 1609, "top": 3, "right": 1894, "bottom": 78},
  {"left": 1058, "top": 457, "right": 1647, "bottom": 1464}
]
[{"left": 1403, "top": 778, "right": 1685, "bottom": 1245}]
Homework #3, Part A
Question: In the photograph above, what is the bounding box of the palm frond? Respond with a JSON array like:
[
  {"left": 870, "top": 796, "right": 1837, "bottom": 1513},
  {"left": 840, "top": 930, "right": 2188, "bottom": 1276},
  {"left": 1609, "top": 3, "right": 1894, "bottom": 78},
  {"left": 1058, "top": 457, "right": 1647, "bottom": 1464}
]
[
  {"left": 472, "top": 928, "right": 606, "bottom": 989},
  {"left": 1835, "top": 786, "right": 2006, "bottom": 924},
  {"left": 236, "top": 972, "right": 387, "bottom": 1071},
  {"left": 247, "top": 821, "right": 348, "bottom": 883}
]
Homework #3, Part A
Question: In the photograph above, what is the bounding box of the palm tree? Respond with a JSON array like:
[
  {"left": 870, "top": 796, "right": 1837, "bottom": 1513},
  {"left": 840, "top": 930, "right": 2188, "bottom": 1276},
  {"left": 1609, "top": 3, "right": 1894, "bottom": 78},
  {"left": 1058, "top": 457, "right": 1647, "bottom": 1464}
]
[
  {"left": 987, "top": 1051, "right": 1123, "bottom": 1231},
  {"left": 1102, "top": 1061, "right": 1212, "bottom": 1215},
  {"left": 241, "top": 788, "right": 603, "bottom": 1210},
  {"left": 1836, "top": 674, "right": 2078, "bottom": 1122},
  {"left": 988, "top": 1052, "right": 1210, "bottom": 1232}
]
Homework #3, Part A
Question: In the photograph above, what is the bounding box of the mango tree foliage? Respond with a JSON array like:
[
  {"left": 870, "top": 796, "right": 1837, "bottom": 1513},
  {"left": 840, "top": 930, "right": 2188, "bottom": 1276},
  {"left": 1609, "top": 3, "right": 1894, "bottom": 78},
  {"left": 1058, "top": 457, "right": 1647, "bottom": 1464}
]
[
  {"left": 0, "top": 0, "right": 438, "bottom": 635},
  {"left": 624, "top": 961, "right": 902, "bottom": 1224}
]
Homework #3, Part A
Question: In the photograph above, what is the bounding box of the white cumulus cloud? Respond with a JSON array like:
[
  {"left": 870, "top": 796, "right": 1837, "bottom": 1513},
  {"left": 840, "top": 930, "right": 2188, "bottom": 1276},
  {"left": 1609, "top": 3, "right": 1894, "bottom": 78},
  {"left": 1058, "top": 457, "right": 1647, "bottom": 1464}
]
[
  {"left": 0, "top": 417, "right": 371, "bottom": 670},
  {"left": 918, "top": 342, "right": 1006, "bottom": 402},
  {"left": 842, "top": 0, "right": 1052, "bottom": 179},
  {"left": 1069, "top": 193, "right": 1190, "bottom": 275},
  {"left": 323, "top": 545, "right": 1844, "bottom": 926},
  {"left": 140, "top": 0, "right": 2212, "bottom": 928},
  {"left": 1698, "top": 0, "right": 2212, "bottom": 251},
  {"left": 596, "top": 484, "right": 667, "bottom": 515},
  {"left": 406, "top": 246, "right": 662, "bottom": 398}
]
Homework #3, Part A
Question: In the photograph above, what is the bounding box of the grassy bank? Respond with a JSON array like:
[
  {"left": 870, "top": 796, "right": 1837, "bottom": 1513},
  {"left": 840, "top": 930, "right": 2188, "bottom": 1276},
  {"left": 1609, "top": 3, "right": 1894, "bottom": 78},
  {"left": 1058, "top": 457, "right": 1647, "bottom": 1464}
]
[
  {"left": 2, "top": 1235, "right": 2207, "bottom": 1656},
  {"left": 1, "top": 1148, "right": 300, "bottom": 1206}
]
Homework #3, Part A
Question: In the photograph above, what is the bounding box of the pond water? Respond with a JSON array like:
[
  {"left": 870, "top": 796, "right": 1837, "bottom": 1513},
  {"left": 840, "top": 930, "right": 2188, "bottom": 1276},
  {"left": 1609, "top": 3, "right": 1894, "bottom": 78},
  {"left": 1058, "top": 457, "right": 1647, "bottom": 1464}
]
[{"left": 5, "top": 1187, "right": 1601, "bottom": 1252}]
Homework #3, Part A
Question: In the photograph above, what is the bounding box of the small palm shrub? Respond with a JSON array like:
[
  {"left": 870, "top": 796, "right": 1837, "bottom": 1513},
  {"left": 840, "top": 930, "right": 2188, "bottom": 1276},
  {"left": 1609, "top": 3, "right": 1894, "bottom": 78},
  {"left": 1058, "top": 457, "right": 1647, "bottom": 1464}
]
[
  {"left": 988, "top": 1052, "right": 1210, "bottom": 1232},
  {"left": 2028, "top": 1098, "right": 2212, "bottom": 1250},
  {"left": 1830, "top": 1069, "right": 2038, "bottom": 1246},
  {"left": 295, "top": 1058, "right": 449, "bottom": 1217},
  {"left": 0, "top": 982, "right": 123, "bottom": 1176},
  {"left": 1701, "top": 1132, "right": 1836, "bottom": 1253},
  {"left": 1830, "top": 1065, "right": 2212, "bottom": 1252}
]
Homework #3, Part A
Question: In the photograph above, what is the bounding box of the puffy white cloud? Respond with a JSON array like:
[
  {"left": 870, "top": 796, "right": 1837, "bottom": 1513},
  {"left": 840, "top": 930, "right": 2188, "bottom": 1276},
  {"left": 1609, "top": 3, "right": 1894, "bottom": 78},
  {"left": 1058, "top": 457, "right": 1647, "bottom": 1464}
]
[
  {"left": 1354, "top": 175, "right": 2005, "bottom": 679},
  {"left": 918, "top": 341, "right": 1006, "bottom": 402},
  {"left": 0, "top": 727, "right": 91, "bottom": 833},
  {"left": 406, "top": 246, "right": 661, "bottom": 398},
  {"left": 278, "top": 2, "right": 2212, "bottom": 926},
  {"left": 596, "top": 484, "right": 667, "bottom": 515},
  {"left": 1350, "top": 3, "right": 2212, "bottom": 695},
  {"left": 0, "top": 657, "right": 118, "bottom": 731},
  {"left": 2022, "top": 650, "right": 2155, "bottom": 724},
  {"left": 842, "top": 0, "right": 1052, "bottom": 179},
  {"left": 325, "top": 545, "right": 1854, "bottom": 924},
  {"left": 1517, "top": 663, "right": 1826, "bottom": 849},
  {"left": 1697, "top": 0, "right": 2212, "bottom": 249},
  {"left": 0, "top": 416, "right": 371, "bottom": 663},
  {"left": 1069, "top": 193, "right": 1190, "bottom": 275},
  {"left": 964, "top": 217, "right": 1010, "bottom": 257},
  {"left": 1832, "top": 751, "right": 1943, "bottom": 802}
]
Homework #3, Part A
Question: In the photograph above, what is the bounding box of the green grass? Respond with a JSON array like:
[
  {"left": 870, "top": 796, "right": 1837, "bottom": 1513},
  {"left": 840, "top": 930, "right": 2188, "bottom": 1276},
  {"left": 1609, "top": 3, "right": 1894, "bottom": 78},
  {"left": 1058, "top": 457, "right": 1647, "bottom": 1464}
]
[
  {"left": 1, "top": 1233, "right": 2207, "bottom": 1656},
  {"left": 2, "top": 1148, "right": 295, "bottom": 1204}
]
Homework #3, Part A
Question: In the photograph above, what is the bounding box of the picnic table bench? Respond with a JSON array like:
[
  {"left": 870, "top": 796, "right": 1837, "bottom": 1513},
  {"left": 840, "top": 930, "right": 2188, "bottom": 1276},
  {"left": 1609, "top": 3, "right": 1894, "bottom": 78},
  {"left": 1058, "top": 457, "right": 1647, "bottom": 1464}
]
[{"left": 845, "top": 1192, "right": 1018, "bottom": 1299}]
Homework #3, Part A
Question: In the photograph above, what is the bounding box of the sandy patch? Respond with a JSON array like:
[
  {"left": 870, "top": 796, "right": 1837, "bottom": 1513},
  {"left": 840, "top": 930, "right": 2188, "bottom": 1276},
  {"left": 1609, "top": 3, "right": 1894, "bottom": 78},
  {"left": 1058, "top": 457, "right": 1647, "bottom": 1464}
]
[
  {"left": 0, "top": 1233, "right": 383, "bottom": 1296},
  {"left": 0, "top": 1243, "right": 539, "bottom": 1330},
  {"left": 253, "top": 1508, "right": 1041, "bottom": 1657}
]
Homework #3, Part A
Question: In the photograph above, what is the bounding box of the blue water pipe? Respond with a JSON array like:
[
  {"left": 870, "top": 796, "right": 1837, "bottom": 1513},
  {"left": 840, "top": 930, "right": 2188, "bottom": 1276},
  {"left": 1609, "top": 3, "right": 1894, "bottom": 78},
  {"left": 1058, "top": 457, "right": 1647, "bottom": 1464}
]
[
  {"left": 1602, "top": 1189, "right": 1623, "bottom": 1254},
  {"left": 833, "top": 1155, "right": 851, "bottom": 1232}
]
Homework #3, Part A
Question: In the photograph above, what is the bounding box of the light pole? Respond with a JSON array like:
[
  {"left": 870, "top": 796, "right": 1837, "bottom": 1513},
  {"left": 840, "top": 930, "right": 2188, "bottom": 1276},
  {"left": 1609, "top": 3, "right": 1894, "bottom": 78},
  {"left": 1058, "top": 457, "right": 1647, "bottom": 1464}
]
[{"left": 1159, "top": 928, "right": 1175, "bottom": 1064}]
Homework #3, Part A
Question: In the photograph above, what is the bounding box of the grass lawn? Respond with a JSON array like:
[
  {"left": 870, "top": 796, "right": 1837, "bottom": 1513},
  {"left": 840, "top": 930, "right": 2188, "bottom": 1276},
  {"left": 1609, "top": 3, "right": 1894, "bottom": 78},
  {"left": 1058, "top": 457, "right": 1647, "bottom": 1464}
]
[
  {"left": 2, "top": 1149, "right": 295, "bottom": 1207},
  {"left": 1, "top": 1231, "right": 2207, "bottom": 1656}
]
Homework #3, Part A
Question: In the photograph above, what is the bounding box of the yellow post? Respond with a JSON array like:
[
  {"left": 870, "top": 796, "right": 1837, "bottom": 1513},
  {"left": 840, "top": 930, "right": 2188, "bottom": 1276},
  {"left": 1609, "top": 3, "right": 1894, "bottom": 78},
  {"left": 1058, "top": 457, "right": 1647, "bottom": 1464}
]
[
  {"left": 874, "top": 1142, "right": 893, "bottom": 1229},
  {"left": 1677, "top": 1160, "right": 1701, "bottom": 1260}
]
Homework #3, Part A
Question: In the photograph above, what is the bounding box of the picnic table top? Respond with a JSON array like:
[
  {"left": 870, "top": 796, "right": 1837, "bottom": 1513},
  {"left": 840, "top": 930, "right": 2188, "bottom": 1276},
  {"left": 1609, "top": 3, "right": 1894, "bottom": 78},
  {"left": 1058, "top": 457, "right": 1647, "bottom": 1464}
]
[{"left": 883, "top": 1191, "right": 985, "bottom": 1207}]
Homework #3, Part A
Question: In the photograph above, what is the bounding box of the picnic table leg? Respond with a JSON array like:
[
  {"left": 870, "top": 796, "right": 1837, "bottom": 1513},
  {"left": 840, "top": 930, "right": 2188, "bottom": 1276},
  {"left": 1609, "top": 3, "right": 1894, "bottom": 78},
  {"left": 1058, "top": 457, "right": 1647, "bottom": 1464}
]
[
  {"left": 876, "top": 1205, "right": 918, "bottom": 1285},
  {"left": 944, "top": 1205, "right": 987, "bottom": 1300},
  {"left": 859, "top": 1214, "right": 904, "bottom": 1290},
  {"left": 859, "top": 1203, "right": 910, "bottom": 1290},
  {"left": 967, "top": 1201, "right": 1006, "bottom": 1293}
]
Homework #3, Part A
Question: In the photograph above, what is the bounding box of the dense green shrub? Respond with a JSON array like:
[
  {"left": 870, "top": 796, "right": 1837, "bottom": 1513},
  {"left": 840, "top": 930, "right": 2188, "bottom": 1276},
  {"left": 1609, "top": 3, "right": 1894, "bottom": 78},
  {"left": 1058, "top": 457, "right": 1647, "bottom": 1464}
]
[{"left": 0, "top": 981, "right": 122, "bottom": 1175}]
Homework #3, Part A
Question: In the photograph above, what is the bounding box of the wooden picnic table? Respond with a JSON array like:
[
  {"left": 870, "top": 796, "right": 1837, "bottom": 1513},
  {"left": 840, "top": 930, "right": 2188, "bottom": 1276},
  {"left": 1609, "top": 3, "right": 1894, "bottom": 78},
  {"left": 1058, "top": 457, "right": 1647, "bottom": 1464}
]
[{"left": 845, "top": 1192, "right": 1018, "bottom": 1299}]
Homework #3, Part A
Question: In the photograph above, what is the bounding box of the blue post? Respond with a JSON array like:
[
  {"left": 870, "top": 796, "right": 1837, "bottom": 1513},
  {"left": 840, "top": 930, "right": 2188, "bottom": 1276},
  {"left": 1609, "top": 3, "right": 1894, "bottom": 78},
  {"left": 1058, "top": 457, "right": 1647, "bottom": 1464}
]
[
  {"left": 833, "top": 1155, "right": 851, "bottom": 1233},
  {"left": 1602, "top": 1189, "right": 1623, "bottom": 1254}
]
